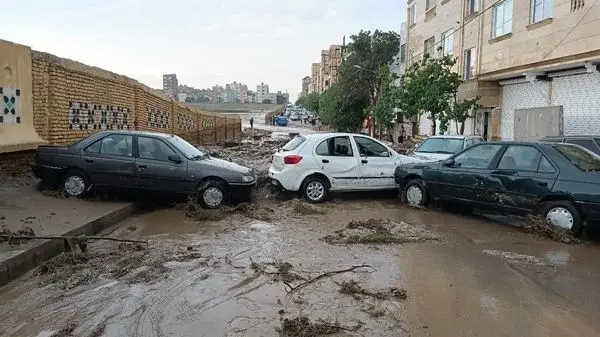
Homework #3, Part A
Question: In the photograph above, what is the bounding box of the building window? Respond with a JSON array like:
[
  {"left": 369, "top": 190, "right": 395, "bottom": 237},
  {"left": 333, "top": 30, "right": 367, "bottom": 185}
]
[
  {"left": 532, "top": 0, "right": 553, "bottom": 23},
  {"left": 424, "top": 37, "right": 435, "bottom": 57},
  {"left": 441, "top": 29, "right": 453, "bottom": 56},
  {"left": 409, "top": 4, "right": 416, "bottom": 25},
  {"left": 426, "top": 0, "right": 436, "bottom": 10},
  {"left": 492, "top": 0, "right": 513, "bottom": 37},
  {"left": 464, "top": 48, "right": 476, "bottom": 80},
  {"left": 571, "top": 0, "right": 585, "bottom": 11},
  {"left": 467, "top": 0, "right": 478, "bottom": 15},
  {"left": 400, "top": 44, "right": 406, "bottom": 63}
]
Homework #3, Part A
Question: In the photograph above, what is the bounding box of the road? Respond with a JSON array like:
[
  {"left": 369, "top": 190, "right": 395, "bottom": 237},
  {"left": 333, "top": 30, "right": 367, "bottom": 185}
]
[{"left": 1, "top": 127, "right": 600, "bottom": 337}]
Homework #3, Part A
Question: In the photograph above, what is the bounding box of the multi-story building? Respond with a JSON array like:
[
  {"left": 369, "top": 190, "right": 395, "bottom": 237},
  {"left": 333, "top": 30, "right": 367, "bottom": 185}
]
[
  {"left": 211, "top": 85, "right": 225, "bottom": 103},
  {"left": 328, "top": 45, "right": 343, "bottom": 86},
  {"left": 301, "top": 76, "right": 311, "bottom": 97},
  {"left": 391, "top": 22, "right": 408, "bottom": 81},
  {"left": 256, "top": 82, "right": 269, "bottom": 103},
  {"left": 310, "top": 63, "right": 321, "bottom": 93},
  {"left": 162, "top": 74, "right": 178, "bottom": 100},
  {"left": 406, "top": 0, "right": 600, "bottom": 139},
  {"left": 276, "top": 91, "right": 290, "bottom": 104}
]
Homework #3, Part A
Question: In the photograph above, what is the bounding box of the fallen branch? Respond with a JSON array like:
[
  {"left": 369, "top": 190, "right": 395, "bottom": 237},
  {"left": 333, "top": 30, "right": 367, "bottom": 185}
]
[
  {"left": 284, "top": 264, "right": 373, "bottom": 293},
  {"left": 0, "top": 235, "right": 147, "bottom": 245}
]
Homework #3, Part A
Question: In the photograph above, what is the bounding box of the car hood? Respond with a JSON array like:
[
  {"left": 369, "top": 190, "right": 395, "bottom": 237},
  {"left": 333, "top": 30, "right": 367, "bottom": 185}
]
[
  {"left": 412, "top": 152, "right": 454, "bottom": 161},
  {"left": 191, "top": 156, "right": 252, "bottom": 174}
]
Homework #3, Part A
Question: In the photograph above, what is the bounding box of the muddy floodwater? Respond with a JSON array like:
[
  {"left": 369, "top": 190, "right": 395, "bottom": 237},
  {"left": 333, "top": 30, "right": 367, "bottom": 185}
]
[{"left": 2, "top": 198, "right": 600, "bottom": 337}]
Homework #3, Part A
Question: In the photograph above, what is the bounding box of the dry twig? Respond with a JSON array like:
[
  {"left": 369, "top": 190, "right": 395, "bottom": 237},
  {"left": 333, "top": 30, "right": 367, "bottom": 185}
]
[{"left": 284, "top": 264, "right": 373, "bottom": 293}]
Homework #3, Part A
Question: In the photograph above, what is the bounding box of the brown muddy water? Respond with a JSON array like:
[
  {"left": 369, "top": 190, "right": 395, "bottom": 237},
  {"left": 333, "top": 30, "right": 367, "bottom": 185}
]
[{"left": 2, "top": 199, "right": 600, "bottom": 337}]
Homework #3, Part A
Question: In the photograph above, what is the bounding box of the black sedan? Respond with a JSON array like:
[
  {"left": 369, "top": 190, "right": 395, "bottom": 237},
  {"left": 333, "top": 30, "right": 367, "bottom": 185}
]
[
  {"left": 32, "top": 131, "right": 256, "bottom": 208},
  {"left": 394, "top": 141, "right": 600, "bottom": 236}
]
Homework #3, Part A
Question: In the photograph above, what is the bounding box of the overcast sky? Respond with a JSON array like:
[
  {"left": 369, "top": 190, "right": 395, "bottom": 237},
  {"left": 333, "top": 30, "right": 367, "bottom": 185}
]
[{"left": 4, "top": 0, "right": 406, "bottom": 101}]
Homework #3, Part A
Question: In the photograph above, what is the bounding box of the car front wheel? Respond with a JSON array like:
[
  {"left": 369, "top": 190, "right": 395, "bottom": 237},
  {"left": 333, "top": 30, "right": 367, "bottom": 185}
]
[
  {"left": 541, "top": 201, "right": 583, "bottom": 236},
  {"left": 62, "top": 169, "right": 90, "bottom": 198},
  {"left": 403, "top": 179, "right": 428, "bottom": 207},
  {"left": 197, "top": 180, "right": 226, "bottom": 209}
]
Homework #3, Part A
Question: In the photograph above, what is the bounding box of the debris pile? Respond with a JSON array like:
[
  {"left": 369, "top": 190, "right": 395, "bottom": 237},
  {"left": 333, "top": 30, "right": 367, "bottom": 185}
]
[
  {"left": 37, "top": 242, "right": 210, "bottom": 290},
  {"left": 0, "top": 226, "right": 35, "bottom": 245},
  {"left": 323, "top": 219, "right": 439, "bottom": 244},
  {"left": 276, "top": 316, "right": 361, "bottom": 337},
  {"left": 523, "top": 215, "right": 581, "bottom": 244},
  {"left": 250, "top": 259, "right": 304, "bottom": 283},
  {"left": 482, "top": 249, "right": 545, "bottom": 265},
  {"left": 338, "top": 280, "right": 407, "bottom": 300}
]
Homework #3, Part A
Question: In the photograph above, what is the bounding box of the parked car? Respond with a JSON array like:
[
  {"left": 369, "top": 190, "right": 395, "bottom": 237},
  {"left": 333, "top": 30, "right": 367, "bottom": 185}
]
[
  {"left": 395, "top": 141, "right": 600, "bottom": 235},
  {"left": 31, "top": 131, "right": 256, "bottom": 208},
  {"left": 412, "top": 135, "right": 485, "bottom": 161},
  {"left": 275, "top": 116, "right": 289, "bottom": 126},
  {"left": 540, "top": 135, "right": 600, "bottom": 155},
  {"left": 268, "top": 133, "right": 423, "bottom": 203}
]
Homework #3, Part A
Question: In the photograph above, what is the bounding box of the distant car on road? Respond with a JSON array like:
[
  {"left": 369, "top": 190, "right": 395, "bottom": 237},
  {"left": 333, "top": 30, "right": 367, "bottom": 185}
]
[
  {"left": 395, "top": 141, "right": 600, "bottom": 236},
  {"left": 275, "top": 116, "right": 289, "bottom": 126},
  {"left": 540, "top": 135, "right": 600, "bottom": 155},
  {"left": 268, "top": 133, "right": 423, "bottom": 203},
  {"left": 31, "top": 131, "right": 256, "bottom": 208},
  {"left": 412, "top": 135, "right": 485, "bottom": 161}
]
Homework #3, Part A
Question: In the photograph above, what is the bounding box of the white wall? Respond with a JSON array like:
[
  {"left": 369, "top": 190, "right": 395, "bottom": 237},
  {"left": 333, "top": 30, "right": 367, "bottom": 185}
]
[
  {"left": 551, "top": 72, "right": 600, "bottom": 135},
  {"left": 500, "top": 81, "right": 549, "bottom": 140}
]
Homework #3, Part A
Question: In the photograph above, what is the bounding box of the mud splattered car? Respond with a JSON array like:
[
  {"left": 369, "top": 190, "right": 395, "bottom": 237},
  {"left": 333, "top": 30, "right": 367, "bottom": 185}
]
[
  {"left": 31, "top": 131, "right": 256, "bottom": 208},
  {"left": 395, "top": 141, "right": 600, "bottom": 236}
]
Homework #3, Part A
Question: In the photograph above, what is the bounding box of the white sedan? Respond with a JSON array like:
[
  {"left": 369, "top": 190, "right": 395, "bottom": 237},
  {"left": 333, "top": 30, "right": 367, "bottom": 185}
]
[{"left": 268, "top": 133, "right": 423, "bottom": 203}]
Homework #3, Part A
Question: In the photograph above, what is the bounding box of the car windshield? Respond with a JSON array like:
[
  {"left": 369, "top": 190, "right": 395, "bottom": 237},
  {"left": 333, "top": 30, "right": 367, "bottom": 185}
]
[
  {"left": 553, "top": 144, "right": 600, "bottom": 172},
  {"left": 168, "top": 135, "right": 205, "bottom": 160},
  {"left": 416, "top": 138, "right": 464, "bottom": 154}
]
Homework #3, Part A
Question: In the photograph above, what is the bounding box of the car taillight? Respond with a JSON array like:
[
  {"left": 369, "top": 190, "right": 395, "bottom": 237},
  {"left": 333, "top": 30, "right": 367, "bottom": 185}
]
[{"left": 284, "top": 155, "right": 303, "bottom": 165}]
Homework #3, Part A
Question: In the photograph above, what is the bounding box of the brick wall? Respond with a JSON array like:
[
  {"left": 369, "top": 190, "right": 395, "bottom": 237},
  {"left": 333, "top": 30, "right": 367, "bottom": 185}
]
[{"left": 29, "top": 51, "right": 239, "bottom": 147}]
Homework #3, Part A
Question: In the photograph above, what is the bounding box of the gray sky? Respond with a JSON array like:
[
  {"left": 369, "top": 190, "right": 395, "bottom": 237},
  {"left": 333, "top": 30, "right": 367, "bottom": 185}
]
[{"left": 4, "top": 0, "right": 406, "bottom": 101}]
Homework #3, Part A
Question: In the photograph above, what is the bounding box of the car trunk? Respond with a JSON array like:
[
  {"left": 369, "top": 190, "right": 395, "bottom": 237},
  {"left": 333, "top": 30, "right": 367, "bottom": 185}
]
[{"left": 272, "top": 150, "right": 286, "bottom": 170}]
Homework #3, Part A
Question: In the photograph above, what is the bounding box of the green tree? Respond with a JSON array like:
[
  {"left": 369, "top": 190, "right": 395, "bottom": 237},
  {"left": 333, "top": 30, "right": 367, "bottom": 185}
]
[
  {"left": 262, "top": 99, "right": 272, "bottom": 104},
  {"left": 397, "top": 53, "right": 479, "bottom": 135},
  {"left": 372, "top": 64, "right": 400, "bottom": 130},
  {"left": 295, "top": 95, "right": 307, "bottom": 107},
  {"left": 319, "top": 83, "right": 369, "bottom": 132},
  {"left": 304, "top": 92, "right": 321, "bottom": 113}
]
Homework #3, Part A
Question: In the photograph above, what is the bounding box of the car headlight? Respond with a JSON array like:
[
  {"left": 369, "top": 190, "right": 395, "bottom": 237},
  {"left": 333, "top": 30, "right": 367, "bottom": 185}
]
[{"left": 242, "top": 174, "right": 256, "bottom": 183}]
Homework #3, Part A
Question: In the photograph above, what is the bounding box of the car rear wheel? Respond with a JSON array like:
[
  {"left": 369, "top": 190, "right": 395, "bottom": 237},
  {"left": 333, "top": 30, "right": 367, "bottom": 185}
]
[
  {"left": 197, "top": 180, "right": 226, "bottom": 209},
  {"left": 302, "top": 177, "right": 328, "bottom": 203},
  {"left": 541, "top": 201, "right": 583, "bottom": 236},
  {"left": 62, "top": 169, "right": 90, "bottom": 198},
  {"left": 403, "top": 179, "right": 428, "bottom": 207}
]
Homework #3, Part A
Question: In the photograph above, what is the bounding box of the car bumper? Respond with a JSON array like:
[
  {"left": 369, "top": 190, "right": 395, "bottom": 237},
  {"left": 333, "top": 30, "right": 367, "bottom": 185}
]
[
  {"left": 577, "top": 201, "right": 600, "bottom": 223},
  {"left": 31, "top": 164, "right": 62, "bottom": 182},
  {"left": 268, "top": 166, "right": 301, "bottom": 191},
  {"left": 229, "top": 181, "right": 257, "bottom": 197}
]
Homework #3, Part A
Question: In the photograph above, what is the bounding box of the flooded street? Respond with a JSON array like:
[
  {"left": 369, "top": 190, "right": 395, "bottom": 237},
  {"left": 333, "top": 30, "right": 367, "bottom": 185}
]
[{"left": 2, "top": 196, "right": 600, "bottom": 337}]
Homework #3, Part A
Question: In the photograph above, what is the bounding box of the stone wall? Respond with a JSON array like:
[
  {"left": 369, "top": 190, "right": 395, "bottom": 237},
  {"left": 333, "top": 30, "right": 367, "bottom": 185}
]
[{"left": 0, "top": 39, "right": 240, "bottom": 154}]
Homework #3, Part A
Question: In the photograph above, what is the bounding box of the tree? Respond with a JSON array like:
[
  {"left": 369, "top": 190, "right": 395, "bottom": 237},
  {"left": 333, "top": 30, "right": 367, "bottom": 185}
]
[
  {"left": 262, "top": 99, "right": 272, "bottom": 104},
  {"left": 295, "top": 95, "right": 307, "bottom": 107},
  {"left": 319, "top": 83, "right": 369, "bottom": 132},
  {"left": 304, "top": 92, "right": 321, "bottom": 113},
  {"left": 372, "top": 64, "right": 400, "bottom": 130},
  {"left": 397, "top": 52, "right": 479, "bottom": 135}
]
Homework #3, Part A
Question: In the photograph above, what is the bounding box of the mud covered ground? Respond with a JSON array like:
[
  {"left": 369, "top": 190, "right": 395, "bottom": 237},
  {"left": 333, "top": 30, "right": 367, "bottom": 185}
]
[{"left": 3, "top": 130, "right": 600, "bottom": 336}]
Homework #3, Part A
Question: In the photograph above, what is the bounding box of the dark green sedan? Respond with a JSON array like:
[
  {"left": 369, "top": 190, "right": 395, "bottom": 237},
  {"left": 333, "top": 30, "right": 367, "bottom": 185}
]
[{"left": 394, "top": 141, "right": 600, "bottom": 236}]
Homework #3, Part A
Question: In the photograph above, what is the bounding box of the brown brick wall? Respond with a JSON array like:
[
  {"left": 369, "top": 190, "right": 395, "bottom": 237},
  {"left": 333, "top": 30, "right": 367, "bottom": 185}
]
[{"left": 28, "top": 50, "right": 239, "bottom": 148}]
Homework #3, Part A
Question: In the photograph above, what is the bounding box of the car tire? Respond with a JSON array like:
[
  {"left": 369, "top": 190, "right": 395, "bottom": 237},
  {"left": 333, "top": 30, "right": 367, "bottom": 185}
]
[
  {"left": 403, "top": 179, "right": 428, "bottom": 207},
  {"left": 541, "top": 201, "right": 583, "bottom": 236},
  {"left": 62, "top": 169, "right": 90, "bottom": 198},
  {"left": 302, "top": 176, "right": 328, "bottom": 203},
  {"left": 197, "top": 180, "right": 226, "bottom": 209}
]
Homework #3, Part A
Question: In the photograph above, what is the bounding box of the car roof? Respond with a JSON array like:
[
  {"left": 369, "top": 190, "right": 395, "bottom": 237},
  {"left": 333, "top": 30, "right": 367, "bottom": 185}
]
[
  {"left": 541, "top": 135, "right": 599, "bottom": 139},
  {"left": 425, "top": 135, "right": 477, "bottom": 139},
  {"left": 92, "top": 130, "right": 174, "bottom": 139}
]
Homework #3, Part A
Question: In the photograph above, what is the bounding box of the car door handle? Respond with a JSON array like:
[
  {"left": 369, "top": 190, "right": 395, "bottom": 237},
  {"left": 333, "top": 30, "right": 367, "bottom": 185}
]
[
  {"left": 322, "top": 159, "right": 329, "bottom": 163},
  {"left": 538, "top": 182, "right": 548, "bottom": 187},
  {"left": 85, "top": 159, "right": 94, "bottom": 163},
  {"left": 361, "top": 160, "right": 368, "bottom": 164}
]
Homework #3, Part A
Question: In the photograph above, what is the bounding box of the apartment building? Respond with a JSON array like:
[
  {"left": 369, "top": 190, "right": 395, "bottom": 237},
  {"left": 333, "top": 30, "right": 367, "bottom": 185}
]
[
  {"left": 301, "top": 76, "right": 311, "bottom": 97},
  {"left": 256, "top": 82, "right": 269, "bottom": 103},
  {"left": 162, "top": 74, "right": 178, "bottom": 100},
  {"left": 310, "top": 63, "right": 321, "bottom": 93},
  {"left": 406, "top": 0, "right": 600, "bottom": 140}
]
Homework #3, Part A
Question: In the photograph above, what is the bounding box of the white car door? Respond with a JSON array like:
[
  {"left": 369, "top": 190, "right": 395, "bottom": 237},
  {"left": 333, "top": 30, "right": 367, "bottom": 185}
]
[
  {"left": 313, "top": 136, "right": 360, "bottom": 191},
  {"left": 353, "top": 135, "right": 399, "bottom": 189}
]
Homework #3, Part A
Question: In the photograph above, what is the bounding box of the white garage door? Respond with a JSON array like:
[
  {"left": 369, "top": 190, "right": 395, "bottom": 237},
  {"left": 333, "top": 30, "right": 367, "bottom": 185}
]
[
  {"left": 551, "top": 73, "right": 600, "bottom": 135},
  {"left": 500, "top": 81, "right": 549, "bottom": 140}
]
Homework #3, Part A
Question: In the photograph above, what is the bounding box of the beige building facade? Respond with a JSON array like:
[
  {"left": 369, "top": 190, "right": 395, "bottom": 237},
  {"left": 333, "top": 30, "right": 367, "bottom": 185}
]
[
  {"left": 306, "top": 44, "right": 343, "bottom": 94},
  {"left": 406, "top": 0, "right": 600, "bottom": 140}
]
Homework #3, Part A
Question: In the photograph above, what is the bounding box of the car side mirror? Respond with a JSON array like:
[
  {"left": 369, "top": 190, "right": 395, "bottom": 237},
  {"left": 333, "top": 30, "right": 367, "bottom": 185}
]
[
  {"left": 442, "top": 158, "right": 455, "bottom": 167},
  {"left": 168, "top": 154, "right": 183, "bottom": 163}
]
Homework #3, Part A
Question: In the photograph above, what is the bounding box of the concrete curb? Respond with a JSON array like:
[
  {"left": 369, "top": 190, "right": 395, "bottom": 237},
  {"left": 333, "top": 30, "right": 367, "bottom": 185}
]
[{"left": 0, "top": 203, "right": 137, "bottom": 287}]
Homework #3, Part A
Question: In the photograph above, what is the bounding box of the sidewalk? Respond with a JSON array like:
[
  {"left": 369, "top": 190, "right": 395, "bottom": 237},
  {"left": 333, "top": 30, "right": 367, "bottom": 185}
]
[{"left": 0, "top": 177, "right": 135, "bottom": 286}]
